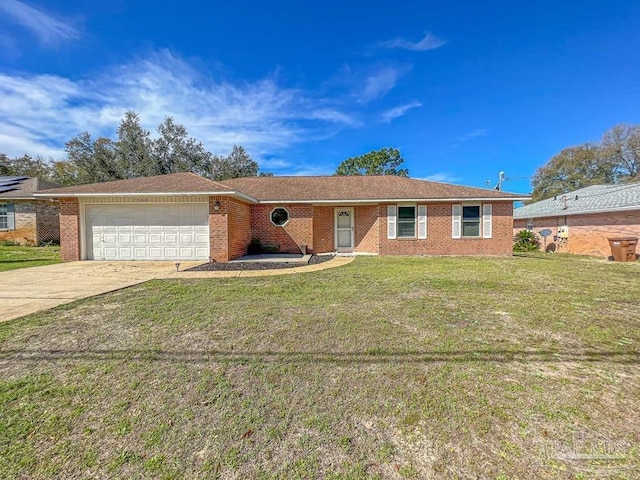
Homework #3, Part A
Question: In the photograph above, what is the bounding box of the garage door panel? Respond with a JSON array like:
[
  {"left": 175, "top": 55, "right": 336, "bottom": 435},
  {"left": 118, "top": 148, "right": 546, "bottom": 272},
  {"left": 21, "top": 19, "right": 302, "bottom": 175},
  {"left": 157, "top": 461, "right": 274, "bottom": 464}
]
[{"left": 87, "top": 203, "right": 210, "bottom": 261}]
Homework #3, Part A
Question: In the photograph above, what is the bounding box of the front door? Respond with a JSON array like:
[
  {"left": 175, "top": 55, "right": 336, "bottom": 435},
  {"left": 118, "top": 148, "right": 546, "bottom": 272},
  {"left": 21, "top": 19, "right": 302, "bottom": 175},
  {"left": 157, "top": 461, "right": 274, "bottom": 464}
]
[{"left": 335, "top": 208, "right": 354, "bottom": 251}]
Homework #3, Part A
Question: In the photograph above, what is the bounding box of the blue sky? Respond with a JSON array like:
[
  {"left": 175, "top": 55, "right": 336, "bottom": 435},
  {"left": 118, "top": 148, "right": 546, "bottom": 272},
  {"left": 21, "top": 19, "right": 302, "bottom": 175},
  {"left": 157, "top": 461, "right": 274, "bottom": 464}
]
[{"left": 0, "top": 1, "right": 639, "bottom": 193}]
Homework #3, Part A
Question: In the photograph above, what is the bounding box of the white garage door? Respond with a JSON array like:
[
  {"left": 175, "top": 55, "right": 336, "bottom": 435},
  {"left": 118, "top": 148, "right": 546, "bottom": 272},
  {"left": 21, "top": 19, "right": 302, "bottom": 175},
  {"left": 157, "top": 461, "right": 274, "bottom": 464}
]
[{"left": 86, "top": 203, "right": 210, "bottom": 260}]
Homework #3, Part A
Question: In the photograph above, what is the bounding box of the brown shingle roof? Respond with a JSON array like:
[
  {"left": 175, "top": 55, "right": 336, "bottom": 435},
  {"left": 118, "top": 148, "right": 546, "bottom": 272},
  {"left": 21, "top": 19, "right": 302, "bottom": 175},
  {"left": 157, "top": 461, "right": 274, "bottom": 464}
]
[
  {"left": 0, "top": 177, "right": 61, "bottom": 199},
  {"left": 36, "top": 172, "right": 244, "bottom": 197},
  {"left": 222, "top": 175, "right": 527, "bottom": 202},
  {"left": 36, "top": 172, "right": 528, "bottom": 202}
]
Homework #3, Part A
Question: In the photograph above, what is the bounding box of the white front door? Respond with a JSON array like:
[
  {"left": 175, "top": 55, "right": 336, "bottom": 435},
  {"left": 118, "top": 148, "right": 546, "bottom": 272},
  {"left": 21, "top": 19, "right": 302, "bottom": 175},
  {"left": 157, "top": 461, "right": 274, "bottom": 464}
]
[
  {"left": 85, "top": 203, "right": 210, "bottom": 261},
  {"left": 335, "top": 208, "right": 354, "bottom": 251}
]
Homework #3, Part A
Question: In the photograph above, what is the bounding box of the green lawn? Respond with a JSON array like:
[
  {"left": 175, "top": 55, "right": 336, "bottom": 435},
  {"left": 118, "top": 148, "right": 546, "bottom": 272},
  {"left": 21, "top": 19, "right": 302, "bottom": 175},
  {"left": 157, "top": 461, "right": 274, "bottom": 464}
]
[
  {"left": 0, "top": 246, "right": 61, "bottom": 271},
  {"left": 0, "top": 255, "right": 638, "bottom": 479}
]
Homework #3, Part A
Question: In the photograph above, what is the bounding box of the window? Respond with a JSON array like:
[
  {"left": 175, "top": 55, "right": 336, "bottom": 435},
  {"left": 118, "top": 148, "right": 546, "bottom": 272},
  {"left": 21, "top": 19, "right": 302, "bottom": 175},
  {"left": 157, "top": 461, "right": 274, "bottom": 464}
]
[
  {"left": 526, "top": 218, "right": 534, "bottom": 231},
  {"left": 397, "top": 205, "right": 416, "bottom": 237},
  {"left": 270, "top": 207, "right": 289, "bottom": 226},
  {"left": 462, "top": 205, "right": 480, "bottom": 237},
  {"left": 0, "top": 203, "right": 13, "bottom": 230}
]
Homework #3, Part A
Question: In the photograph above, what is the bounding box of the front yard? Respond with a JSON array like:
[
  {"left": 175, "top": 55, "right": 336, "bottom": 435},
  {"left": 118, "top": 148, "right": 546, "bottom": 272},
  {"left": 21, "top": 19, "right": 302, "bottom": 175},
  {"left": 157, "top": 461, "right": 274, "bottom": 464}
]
[
  {"left": 0, "top": 255, "right": 638, "bottom": 478},
  {"left": 0, "top": 246, "right": 60, "bottom": 272}
]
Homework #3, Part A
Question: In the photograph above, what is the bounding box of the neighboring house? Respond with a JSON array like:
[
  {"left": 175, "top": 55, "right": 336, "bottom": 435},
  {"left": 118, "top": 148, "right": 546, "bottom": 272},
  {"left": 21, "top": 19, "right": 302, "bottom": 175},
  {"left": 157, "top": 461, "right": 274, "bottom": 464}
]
[
  {"left": 513, "top": 182, "right": 640, "bottom": 257},
  {"left": 0, "top": 176, "right": 60, "bottom": 246},
  {"left": 36, "top": 172, "right": 527, "bottom": 262}
]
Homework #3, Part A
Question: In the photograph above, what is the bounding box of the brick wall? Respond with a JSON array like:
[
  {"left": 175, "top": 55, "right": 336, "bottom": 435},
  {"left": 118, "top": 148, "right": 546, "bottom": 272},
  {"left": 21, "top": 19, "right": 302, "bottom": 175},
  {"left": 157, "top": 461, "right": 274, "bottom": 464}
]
[
  {"left": 59, "top": 198, "right": 80, "bottom": 261},
  {"left": 514, "top": 210, "right": 640, "bottom": 257},
  {"left": 249, "top": 204, "right": 313, "bottom": 254},
  {"left": 354, "top": 205, "right": 379, "bottom": 253},
  {"left": 379, "top": 202, "right": 514, "bottom": 256},
  {"left": 209, "top": 197, "right": 252, "bottom": 262},
  {"left": 312, "top": 206, "right": 333, "bottom": 253}
]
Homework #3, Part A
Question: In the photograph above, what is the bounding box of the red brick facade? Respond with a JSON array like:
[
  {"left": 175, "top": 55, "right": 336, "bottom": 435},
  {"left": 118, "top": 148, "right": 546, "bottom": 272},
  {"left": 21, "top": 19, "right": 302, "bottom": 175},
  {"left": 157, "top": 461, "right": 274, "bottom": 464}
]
[
  {"left": 57, "top": 196, "right": 516, "bottom": 262},
  {"left": 514, "top": 210, "right": 640, "bottom": 257},
  {"left": 59, "top": 198, "right": 81, "bottom": 262}
]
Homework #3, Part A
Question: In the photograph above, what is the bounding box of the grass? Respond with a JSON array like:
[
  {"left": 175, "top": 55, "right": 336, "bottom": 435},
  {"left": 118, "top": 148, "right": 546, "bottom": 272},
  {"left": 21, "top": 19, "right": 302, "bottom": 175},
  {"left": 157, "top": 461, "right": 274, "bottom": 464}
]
[
  {"left": 0, "top": 246, "right": 61, "bottom": 271},
  {"left": 0, "top": 254, "right": 638, "bottom": 479}
]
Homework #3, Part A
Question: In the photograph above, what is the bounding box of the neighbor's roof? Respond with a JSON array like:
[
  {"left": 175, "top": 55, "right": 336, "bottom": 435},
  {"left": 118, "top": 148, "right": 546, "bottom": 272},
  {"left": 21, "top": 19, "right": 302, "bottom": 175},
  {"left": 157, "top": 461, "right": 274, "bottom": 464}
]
[
  {"left": 222, "top": 175, "right": 527, "bottom": 202},
  {"left": 36, "top": 172, "right": 258, "bottom": 202},
  {"left": 514, "top": 182, "right": 640, "bottom": 219},
  {"left": 0, "top": 176, "right": 60, "bottom": 199}
]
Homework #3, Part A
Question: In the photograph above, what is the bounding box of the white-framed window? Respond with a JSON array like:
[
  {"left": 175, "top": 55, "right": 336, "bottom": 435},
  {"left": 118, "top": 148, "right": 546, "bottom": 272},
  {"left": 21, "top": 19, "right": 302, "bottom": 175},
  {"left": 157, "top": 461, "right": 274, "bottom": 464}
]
[
  {"left": 397, "top": 205, "right": 416, "bottom": 238},
  {"left": 270, "top": 207, "right": 290, "bottom": 226},
  {"left": 387, "top": 204, "right": 427, "bottom": 240},
  {"left": 526, "top": 218, "right": 534, "bottom": 231},
  {"left": 0, "top": 203, "right": 15, "bottom": 230},
  {"left": 462, "top": 205, "right": 481, "bottom": 237},
  {"left": 452, "top": 203, "right": 492, "bottom": 239}
]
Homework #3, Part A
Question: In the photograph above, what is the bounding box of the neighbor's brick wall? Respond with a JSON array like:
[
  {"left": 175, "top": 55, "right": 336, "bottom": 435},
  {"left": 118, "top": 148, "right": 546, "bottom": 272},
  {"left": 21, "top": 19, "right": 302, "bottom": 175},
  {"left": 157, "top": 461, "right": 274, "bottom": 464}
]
[
  {"left": 59, "top": 198, "right": 81, "bottom": 261},
  {"left": 514, "top": 210, "right": 640, "bottom": 257},
  {"left": 250, "top": 204, "right": 313, "bottom": 254},
  {"left": 0, "top": 201, "right": 36, "bottom": 245},
  {"left": 36, "top": 201, "right": 60, "bottom": 244},
  {"left": 379, "top": 202, "right": 514, "bottom": 256}
]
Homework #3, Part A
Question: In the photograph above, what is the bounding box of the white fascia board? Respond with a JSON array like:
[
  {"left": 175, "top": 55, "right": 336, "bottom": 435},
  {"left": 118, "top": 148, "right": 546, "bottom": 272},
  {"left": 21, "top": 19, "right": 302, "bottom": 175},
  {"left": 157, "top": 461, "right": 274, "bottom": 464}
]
[{"left": 514, "top": 204, "right": 640, "bottom": 220}]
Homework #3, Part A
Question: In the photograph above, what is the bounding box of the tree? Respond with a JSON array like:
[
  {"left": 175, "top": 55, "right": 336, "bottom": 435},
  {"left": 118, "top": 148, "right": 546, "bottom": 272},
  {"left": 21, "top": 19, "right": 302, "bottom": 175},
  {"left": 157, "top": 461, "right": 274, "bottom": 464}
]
[
  {"left": 152, "top": 117, "right": 213, "bottom": 177},
  {"left": 530, "top": 143, "right": 613, "bottom": 202},
  {"left": 601, "top": 123, "right": 640, "bottom": 182},
  {"left": 210, "top": 145, "right": 259, "bottom": 181},
  {"left": 0, "top": 154, "right": 52, "bottom": 178},
  {"left": 335, "top": 148, "right": 409, "bottom": 176},
  {"left": 116, "top": 111, "right": 154, "bottom": 178}
]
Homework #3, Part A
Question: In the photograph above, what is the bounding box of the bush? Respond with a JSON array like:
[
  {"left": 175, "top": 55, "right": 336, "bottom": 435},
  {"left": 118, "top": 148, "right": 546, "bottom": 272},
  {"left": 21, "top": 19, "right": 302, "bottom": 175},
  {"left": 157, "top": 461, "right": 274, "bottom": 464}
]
[
  {"left": 513, "top": 230, "right": 539, "bottom": 252},
  {"left": 0, "top": 240, "right": 19, "bottom": 247}
]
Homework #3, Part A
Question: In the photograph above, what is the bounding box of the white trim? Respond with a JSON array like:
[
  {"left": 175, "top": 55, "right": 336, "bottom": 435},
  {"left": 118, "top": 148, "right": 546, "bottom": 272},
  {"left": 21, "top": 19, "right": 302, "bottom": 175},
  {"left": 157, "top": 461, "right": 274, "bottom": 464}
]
[
  {"left": 417, "top": 205, "right": 427, "bottom": 239},
  {"left": 334, "top": 207, "right": 354, "bottom": 250},
  {"left": 270, "top": 206, "right": 290, "bottom": 227},
  {"left": 461, "top": 203, "right": 482, "bottom": 238},
  {"left": 396, "top": 203, "right": 417, "bottom": 238}
]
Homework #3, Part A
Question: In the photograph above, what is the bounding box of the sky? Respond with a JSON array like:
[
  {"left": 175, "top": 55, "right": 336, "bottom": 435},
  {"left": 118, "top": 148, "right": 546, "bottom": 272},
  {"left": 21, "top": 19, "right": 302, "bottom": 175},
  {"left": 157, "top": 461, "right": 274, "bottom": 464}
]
[{"left": 0, "top": 1, "right": 639, "bottom": 194}]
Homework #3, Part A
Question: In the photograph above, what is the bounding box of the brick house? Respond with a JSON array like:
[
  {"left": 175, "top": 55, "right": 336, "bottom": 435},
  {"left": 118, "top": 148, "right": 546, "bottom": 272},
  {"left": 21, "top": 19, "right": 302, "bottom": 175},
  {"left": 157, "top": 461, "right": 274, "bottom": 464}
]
[
  {"left": 36, "top": 172, "right": 527, "bottom": 262},
  {"left": 0, "top": 176, "right": 60, "bottom": 246},
  {"left": 513, "top": 182, "right": 640, "bottom": 257}
]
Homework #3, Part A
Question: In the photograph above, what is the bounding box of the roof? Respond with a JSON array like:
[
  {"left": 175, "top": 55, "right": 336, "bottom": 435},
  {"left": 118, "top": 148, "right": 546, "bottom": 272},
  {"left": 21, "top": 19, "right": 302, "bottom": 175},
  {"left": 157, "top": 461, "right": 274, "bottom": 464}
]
[
  {"left": 36, "top": 172, "right": 257, "bottom": 202},
  {"left": 221, "top": 175, "right": 527, "bottom": 203},
  {"left": 0, "top": 177, "right": 60, "bottom": 199},
  {"left": 514, "top": 182, "right": 640, "bottom": 219},
  {"left": 35, "top": 172, "right": 528, "bottom": 203}
]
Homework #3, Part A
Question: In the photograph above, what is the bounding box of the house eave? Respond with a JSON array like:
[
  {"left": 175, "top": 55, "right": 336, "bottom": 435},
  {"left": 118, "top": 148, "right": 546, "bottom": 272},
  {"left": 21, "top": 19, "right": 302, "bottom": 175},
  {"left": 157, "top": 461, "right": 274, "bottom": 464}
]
[{"left": 259, "top": 196, "right": 529, "bottom": 204}]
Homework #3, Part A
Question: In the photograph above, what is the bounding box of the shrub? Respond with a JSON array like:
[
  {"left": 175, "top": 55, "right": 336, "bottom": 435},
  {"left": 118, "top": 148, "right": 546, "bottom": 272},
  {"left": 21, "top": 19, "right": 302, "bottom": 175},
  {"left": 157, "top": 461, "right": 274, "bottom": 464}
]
[
  {"left": 0, "top": 240, "right": 19, "bottom": 247},
  {"left": 513, "top": 230, "right": 539, "bottom": 252}
]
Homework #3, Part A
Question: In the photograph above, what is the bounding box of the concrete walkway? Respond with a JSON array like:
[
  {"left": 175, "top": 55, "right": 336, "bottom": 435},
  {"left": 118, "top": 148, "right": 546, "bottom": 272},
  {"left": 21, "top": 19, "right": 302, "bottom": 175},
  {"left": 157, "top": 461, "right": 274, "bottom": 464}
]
[
  {"left": 0, "top": 256, "right": 354, "bottom": 322},
  {"left": 0, "top": 261, "right": 203, "bottom": 323}
]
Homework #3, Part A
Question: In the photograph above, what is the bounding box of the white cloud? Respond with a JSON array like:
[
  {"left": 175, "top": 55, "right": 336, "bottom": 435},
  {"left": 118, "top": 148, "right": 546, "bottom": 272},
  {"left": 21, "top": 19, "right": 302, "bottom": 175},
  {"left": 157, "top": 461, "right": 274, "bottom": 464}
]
[
  {"left": 359, "top": 66, "right": 403, "bottom": 104},
  {"left": 457, "top": 129, "right": 487, "bottom": 141},
  {"left": 416, "top": 173, "right": 461, "bottom": 183},
  {"left": 0, "top": 50, "right": 357, "bottom": 162},
  {"left": 380, "top": 101, "right": 422, "bottom": 123},
  {"left": 379, "top": 31, "right": 446, "bottom": 52},
  {"left": 0, "top": 0, "right": 79, "bottom": 46}
]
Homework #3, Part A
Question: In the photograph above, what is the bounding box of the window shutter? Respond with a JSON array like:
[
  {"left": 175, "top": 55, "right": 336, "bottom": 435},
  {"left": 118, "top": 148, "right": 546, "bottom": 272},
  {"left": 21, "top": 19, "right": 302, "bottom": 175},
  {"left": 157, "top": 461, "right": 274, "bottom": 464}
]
[
  {"left": 417, "top": 205, "right": 427, "bottom": 239},
  {"left": 452, "top": 205, "right": 461, "bottom": 239},
  {"left": 387, "top": 205, "right": 397, "bottom": 239},
  {"left": 482, "top": 204, "right": 492, "bottom": 238},
  {"left": 7, "top": 203, "right": 15, "bottom": 230}
]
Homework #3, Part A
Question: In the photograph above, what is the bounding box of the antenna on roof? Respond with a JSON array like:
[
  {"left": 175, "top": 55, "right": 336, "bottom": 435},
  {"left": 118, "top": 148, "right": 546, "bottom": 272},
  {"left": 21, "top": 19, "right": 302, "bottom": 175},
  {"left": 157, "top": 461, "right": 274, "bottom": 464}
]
[{"left": 485, "top": 171, "right": 506, "bottom": 191}]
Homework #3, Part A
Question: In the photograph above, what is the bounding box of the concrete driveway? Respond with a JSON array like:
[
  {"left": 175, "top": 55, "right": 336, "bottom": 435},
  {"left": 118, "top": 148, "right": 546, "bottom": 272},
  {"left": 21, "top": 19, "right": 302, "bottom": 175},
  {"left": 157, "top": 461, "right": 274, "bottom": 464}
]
[{"left": 0, "top": 261, "right": 204, "bottom": 323}]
